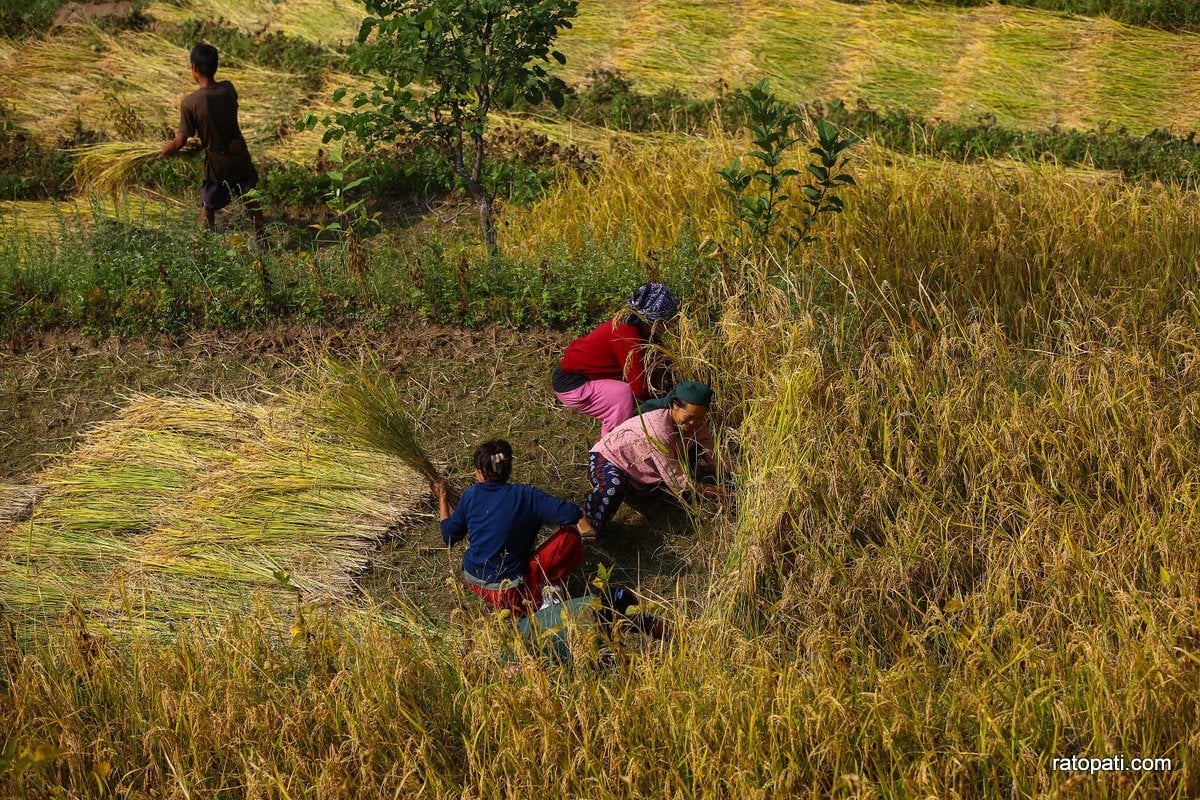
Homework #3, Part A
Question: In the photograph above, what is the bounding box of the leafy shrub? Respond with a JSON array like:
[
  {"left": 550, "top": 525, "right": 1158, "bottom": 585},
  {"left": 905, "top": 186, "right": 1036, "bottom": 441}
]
[
  {"left": 0, "top": 121, "right": 73, "bottom": 200},
  {"left": 559, "top": 69, "right": 738, "bottom": 134},
  {"left": 0, "top": 0, "right": 67, "bottom": 36}
]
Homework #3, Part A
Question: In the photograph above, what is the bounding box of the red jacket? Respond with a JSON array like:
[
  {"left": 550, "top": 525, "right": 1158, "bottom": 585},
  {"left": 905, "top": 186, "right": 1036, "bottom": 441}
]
[{"left": 558, "top": 319, "right": 653, "bottom": 400}]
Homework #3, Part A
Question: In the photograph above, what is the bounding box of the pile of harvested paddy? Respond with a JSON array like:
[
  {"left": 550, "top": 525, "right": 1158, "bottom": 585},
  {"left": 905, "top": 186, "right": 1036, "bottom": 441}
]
[
  {"left": 0, "top": 392, "right": 432, "bottom": 632},
  {"left": 0, "top": 29, "right": 304, "bottom": 148}
]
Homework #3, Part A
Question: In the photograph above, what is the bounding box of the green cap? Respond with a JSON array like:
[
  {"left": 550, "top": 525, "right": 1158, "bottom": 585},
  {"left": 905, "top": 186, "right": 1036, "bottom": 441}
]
[{"left": 638, "top": 380, "right": 713, "bottom": 413}]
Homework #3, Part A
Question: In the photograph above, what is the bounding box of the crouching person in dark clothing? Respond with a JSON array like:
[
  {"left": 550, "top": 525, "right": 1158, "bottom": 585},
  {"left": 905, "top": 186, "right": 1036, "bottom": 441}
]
[{"left": 433, "top": 440, "right": 596, "bottom": 616}]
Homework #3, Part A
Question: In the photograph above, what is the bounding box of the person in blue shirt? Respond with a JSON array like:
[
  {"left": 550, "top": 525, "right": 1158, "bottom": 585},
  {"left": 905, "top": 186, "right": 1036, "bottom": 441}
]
[{"left": 432, "top": 439, "right": 595, "bottom": 615}]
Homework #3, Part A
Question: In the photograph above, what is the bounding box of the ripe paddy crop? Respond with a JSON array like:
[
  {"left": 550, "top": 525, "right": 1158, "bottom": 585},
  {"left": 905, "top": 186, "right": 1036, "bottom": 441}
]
[{"left": 4, "top": 0, "right": 1200, "bottom": 797}]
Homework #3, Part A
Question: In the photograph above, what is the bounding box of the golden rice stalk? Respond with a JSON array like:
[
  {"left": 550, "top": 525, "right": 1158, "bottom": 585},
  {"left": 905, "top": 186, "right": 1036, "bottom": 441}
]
[
  {"left": 71, "top": 141, "right": 164, "bottom": 195},
  {"left": 2, "top": 390, "right": 433, "bottom": 628}
]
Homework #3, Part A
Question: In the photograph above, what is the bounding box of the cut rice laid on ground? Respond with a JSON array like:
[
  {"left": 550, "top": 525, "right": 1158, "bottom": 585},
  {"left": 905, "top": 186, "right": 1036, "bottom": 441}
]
[
  {"left": 145, "top": 0, "right": 363, "bottom": 44},
  {"left": 556, "top": 0, "right": 1200, "bottom": 134},
  {"left": 0, "top": 391, "right": 433, "bottom": 632},
  {"left": 0, "top": 29, "right": 304, "bottom": 148}
]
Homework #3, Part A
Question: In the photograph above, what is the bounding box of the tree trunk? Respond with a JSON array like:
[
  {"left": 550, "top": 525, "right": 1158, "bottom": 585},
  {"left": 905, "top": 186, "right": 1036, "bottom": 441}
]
[
  {"left": 468, "top": 129, "right": 497, "bottom": 259},
  {"left": 477, "top": 194, "right": 497, "bottom": 259}
]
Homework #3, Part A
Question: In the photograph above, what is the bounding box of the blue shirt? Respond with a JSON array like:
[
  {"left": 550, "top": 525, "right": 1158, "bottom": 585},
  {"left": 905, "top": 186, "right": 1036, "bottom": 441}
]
[{"left": 440, "top": 481, "right": 581, "bottom": 586}]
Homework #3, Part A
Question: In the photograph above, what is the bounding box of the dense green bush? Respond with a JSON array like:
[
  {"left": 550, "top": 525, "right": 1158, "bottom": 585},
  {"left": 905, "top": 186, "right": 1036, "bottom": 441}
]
[
  {"left": 0, "top": 124, "right": 74, "bottom": 200},
  {"left": 558, "top": 70, "right": 737, "bottom": 135},
  {"left": 0, "top": 0, "right": 66, "bottom": 36},
  {"left": 817, "top": 100, "right": 1200, "bottom": 187},
  {"left": 0, "top": 210, "right": 711, "bottom": 336}
]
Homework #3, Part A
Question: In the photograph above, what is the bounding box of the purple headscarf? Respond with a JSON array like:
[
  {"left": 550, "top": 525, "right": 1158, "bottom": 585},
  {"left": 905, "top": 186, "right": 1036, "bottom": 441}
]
[{"left": 626, "top": 283, "right": 679, "bottom": 322}]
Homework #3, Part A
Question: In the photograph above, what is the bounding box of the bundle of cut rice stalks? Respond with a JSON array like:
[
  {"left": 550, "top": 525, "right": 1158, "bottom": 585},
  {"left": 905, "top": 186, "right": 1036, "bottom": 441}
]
[
  {"left": 320, "top": 356, "right": 458, "bottom": 503},
  {"left": 0, "top": 391, "right": 433, "bottom": 634},
  {"left": 71, "top": 141, "right": 164, "bottom": 195}
]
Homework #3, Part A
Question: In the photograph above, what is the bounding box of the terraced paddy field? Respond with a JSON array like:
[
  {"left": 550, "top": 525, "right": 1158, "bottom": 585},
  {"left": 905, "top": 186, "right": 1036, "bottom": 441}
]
[
  {"left": 556, "top": 0, "right": 1200, "bottom": 133},
  {"left": 1, "top": 0, "right": 1197, "bottom": 165},
  {"left": 6, "top": 2, "right": 1200, "bottom": 798},
  {"left": 132, "top": 0, "right": 1200, "bottom": 134}
]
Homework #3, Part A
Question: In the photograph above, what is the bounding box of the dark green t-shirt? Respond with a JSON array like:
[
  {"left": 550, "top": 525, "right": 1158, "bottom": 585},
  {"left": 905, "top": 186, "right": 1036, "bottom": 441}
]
[{"left": 178, "top": 81, "right": 256, "bottom": 184}]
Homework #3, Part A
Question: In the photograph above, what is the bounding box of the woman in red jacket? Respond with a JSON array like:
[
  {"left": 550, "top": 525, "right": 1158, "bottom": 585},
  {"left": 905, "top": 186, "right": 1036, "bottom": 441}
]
[{"left": 552, "top": 283, "right": 679, "bottom": 439}]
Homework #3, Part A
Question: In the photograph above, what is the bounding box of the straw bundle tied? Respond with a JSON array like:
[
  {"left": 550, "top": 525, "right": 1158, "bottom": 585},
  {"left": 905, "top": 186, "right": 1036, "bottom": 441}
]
[
  {"left": 0, "top": 391, "right": 433, "bottom": 631},
  {"left": 71, "top": 141, "right": 163, "bottom": 194}
]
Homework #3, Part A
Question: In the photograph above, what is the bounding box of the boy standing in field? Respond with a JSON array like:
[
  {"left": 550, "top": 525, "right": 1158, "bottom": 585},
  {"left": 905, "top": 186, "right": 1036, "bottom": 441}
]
[{"left": 162, "top": 43, "right": 265, "bottom": 241}]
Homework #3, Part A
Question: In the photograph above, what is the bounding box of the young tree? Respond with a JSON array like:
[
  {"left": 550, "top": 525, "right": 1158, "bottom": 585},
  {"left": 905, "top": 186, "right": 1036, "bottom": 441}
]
[
  {"left": 718, "top": 80, "right": 857, "bottom": 269},
  {"left": 308, "top": 0, "right": 576, "bottom": 257}
]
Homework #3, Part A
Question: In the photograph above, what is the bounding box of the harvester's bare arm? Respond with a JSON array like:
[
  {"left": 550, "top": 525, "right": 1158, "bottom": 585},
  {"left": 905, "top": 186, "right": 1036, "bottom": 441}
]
[{"left": 161, "top": 132, "right": 189, "bottom": 157}]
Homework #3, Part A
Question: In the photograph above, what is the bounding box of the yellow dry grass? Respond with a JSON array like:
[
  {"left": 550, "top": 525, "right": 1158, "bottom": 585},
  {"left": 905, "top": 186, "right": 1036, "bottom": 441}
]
[{"left": 0, "top": 196, "right": 182, "bottom": 239}]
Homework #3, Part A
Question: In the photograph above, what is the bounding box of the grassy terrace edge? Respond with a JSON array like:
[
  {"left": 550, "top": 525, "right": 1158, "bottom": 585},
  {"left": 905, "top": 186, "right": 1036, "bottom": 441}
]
[{"left": 880, "top": 0, "right": 1200, "bottom": 30}]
